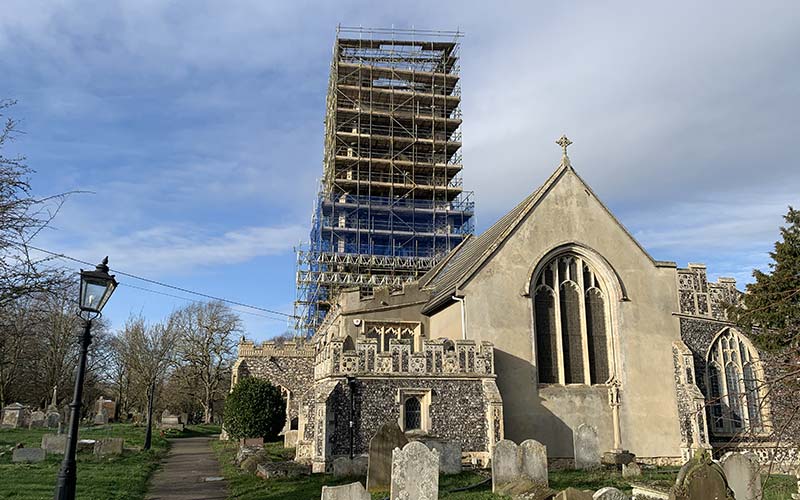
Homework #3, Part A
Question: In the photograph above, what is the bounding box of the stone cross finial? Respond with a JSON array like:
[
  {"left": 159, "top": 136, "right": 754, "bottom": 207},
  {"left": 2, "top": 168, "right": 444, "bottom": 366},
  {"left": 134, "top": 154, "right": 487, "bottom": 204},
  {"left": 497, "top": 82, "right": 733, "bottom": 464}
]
[{"left": 556, "top": 135, "right": 572, "bottom": 156}]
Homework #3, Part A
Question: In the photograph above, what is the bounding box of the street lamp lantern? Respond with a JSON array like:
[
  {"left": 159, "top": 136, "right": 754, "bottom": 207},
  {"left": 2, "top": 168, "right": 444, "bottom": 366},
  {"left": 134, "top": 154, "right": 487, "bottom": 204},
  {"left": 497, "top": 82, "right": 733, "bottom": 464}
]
[
  {"left": 54, "top": 257, "right": 117, "bottom": 500},
  {"left": 78, "top": 257, "right": 117, "bottom": 314}
]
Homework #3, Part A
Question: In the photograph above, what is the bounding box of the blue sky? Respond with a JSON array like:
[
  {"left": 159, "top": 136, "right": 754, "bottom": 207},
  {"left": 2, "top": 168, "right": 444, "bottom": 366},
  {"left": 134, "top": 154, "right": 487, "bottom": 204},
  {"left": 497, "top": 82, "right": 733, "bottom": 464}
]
[{"left": 2, "top": 1, "right": 798, "bottom": 341}]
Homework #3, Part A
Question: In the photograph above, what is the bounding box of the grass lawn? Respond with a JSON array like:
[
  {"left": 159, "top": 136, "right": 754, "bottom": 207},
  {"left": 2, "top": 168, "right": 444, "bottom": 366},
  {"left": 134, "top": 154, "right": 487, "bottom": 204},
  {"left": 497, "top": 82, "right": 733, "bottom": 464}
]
[
  {"left": 212, "top": 440, "right": 798, "bottom": 500},
  {"left": 0, "top": 423, "right": 169, "bottom": 500}
]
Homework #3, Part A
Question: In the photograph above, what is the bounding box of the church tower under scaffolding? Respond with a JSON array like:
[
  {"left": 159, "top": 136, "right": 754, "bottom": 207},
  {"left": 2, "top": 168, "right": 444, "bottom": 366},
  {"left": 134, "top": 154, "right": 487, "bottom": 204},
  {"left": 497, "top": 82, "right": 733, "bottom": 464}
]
[{"left": 295, "top": 27, "right": 474, "bottom": 336}]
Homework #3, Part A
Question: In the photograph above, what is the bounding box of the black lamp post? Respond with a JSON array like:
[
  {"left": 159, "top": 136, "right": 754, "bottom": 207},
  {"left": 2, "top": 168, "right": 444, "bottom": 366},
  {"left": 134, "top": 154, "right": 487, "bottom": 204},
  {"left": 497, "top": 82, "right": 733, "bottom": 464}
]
[{"left": 54, "top": 257, "right": 117, "bottom": 500}]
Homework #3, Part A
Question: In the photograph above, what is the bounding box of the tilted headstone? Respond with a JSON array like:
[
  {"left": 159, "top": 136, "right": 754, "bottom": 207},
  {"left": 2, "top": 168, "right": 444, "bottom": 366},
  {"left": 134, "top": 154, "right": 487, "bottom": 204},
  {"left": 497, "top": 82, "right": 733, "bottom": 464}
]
[
  {"left": 555, "top": 487, "right": 594, "bottom": 500},
  {"left": 622, "top": 461, "right": 642, "bottom": 478},
  {"left": 321, "top": 481, "right": 370, "bottom": 500},
  {"left": 390, "top": 441, "right": 439, "bottom": 500},
  {"left": 720, "top": 452, "right": 762, "bottom": 500},
  {"left": 94, "top": 437, "right": 124, "bottom": 456},
  {"left": 366, "top": 422, "right": 409, "bottom": 491},
  {"left": 593, "top": 486, "right": 627, "bottom": 500},
  {"left": 574, "top": 424, "right": 600, "bottom": 470},
  {"left": 492, "top": 439, "right": 550, "bottom": 494},
  {"left": 12, "top": 447, "right": 46, "bottom": 463},
  {"left": 42, "top": 434, "right": 68, "bottom": 454},
  {"left": 669, "top": 449, "right": 734, "bottom": 500}
]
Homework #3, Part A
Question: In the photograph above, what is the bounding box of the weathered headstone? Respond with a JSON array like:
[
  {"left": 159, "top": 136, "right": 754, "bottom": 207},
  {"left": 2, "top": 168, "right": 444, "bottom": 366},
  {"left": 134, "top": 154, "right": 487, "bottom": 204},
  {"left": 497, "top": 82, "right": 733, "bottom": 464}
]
[
  {"left": 160, "top": 410, "right": 185, "bottom": 431},
  {"left": 42, "top": 434, "right": 68, "bottom": 454},
  {"left": 283, "top": 429, "right": 298, "bottom": 448},
  {"left": 669, "top": 449, "right": 734, "bottom": 500},
  {"left": 555, "top": 488, "right": 594, "bottom": 500},
  {"left": 593, "top": 486, "right": 626, "bottom": 500},
  {"left": 94, "top": 437, "right": 124, "bottom": 456},
  {"left": 366, "top": 422, "right": 409, "bottom": 491},
  {"left": 332, "top": 456, "right": 353, "bottom": 477},
  {"left": 29, "top": 410, "right": 46, "bottom": 428},
  {"left": 720, "top": 452, "right": 762, "bottom": 500},
  {"left": 12, "top": 447, "right": 46, "bottom": 463},
  {"left": 77, "top": 439, "right": 96, "bottom": 453},
  {"left": 416, "top": 437, "right": 462, "bottom": 475},
  {"left": 574, "top": 424, "right": 600, "bottom": 470},
  {"left": 1, "top": 403, "right": 29, "bottom": 428},
  {"left": 492, "top": 439, "right": 550, "bottom": 494},
  {"left": 93, "top": 408, "right": 109, "bottom": 425},
  {"left": 520, "top": 439, "right": 549, "bottom": 486},
  {"left": 45, "top": 410, "right": 61, "bottom": 429},
  {"left": 622, "top": 461, "right": 642, "bottom": 478},
  {"left": 321, "top": 481, "right": 370, "bottom": 500},
  {"left": 390, "top": 441, "right": 439, "bottom": 500}
]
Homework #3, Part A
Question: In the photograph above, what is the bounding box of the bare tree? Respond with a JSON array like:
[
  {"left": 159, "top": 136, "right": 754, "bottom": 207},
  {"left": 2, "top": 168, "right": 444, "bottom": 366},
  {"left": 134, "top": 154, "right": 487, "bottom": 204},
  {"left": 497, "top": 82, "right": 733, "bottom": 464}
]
[
  {"left": 113, "top": 315, "right": 177, "bottom": 449},
  {"left": 171, "top": 301, "right": 240, "bottom": 424}
]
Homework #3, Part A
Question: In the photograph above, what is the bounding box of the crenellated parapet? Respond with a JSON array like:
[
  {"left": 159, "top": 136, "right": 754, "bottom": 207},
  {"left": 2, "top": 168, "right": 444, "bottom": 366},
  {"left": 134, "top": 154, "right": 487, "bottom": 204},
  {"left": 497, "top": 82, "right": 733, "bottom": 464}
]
[
  {"left": 238, "top": 339, "right": 316, "bottom": 359},
  {"left": 314, "top": 337, "right": 495, "bottom": 379}
]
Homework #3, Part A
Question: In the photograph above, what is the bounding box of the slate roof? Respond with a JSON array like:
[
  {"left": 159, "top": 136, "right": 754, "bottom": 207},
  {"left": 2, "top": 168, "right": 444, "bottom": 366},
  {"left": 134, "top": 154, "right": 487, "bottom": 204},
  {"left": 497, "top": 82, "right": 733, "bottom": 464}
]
[{"left": 420, "top": 161, "right": 571, "bottom": 313}]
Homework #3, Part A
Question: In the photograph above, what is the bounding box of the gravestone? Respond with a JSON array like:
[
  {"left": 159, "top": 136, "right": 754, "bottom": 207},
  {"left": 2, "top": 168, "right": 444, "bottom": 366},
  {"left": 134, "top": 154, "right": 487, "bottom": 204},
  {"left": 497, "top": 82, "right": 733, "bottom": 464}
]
[
  {"left": 93, "top": 408, "right": 109, "bottom": 425},
  {"left": 720, "top": 452, "right": 762, "bottom": 500},
  {"left": 366, "top": 422, "right": 409, "bottom": 491},
  {"left": 95, "top": 397, "right": 116, "bottom": 422},
  {"left": 622, "top": 461, "right": 642, "bottom": 478},
  {"left": 555, "top": 488, "right": 593, "bottom": 500},
  {"left": 669, "top": 449, "right": 734, "bottom": 500},
  {"left": 45, "top": 410, "right": 61, "bottom": 428},
  {"left": 160, "top": 410, "right": 185, "bottom": 431},
  {"left": 332, "top": 456, "right": 354, "bottom": 477},
  {"left": 416, "top": 437, "right": 462, "bottom": 475},
  {"left": 492, "top": 439, "right": 550, "bottom": 494},
  {"left": 390, "top": 441, "right": 439, "bottom": 500},
  {"left": 1, "top": 403, "right": 29, "bottom": 428},
  {"left": 42, "top": 434, "right": 68, "bottom": 454},
  {"left": 353, "top": 455, "right": 368, "bottom": 476},
  {"left": 94, "top": 437, "right": 124, "bottom": 456},
  {"left": 12, "top": 447, "right": 46, "bottom": 463},
  {"left": 29, "top": 410, "right": 46, "bottom": 428},
  {"left": 321, "top": 481, "right": 370, "bottom": 500},
  {"left": 520, "top": 439, "right": 549, "bottom": 486},
  {"left": 574, "top": 424, "right": 600, "bottom": 470},
  {"left": 593, "top": 486, "right": 626, "bottom": 500},
  {"left": 77, "top": 439, "right": 96, "bottom": 453}
]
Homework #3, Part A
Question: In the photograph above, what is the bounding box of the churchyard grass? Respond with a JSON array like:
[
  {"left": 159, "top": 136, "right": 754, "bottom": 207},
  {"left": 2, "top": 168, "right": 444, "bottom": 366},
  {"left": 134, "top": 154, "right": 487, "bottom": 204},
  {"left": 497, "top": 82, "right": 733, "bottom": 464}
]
[
  {"left": 212, "top": 439, "right": 798, "bottom": 500},
  {"left": 0, "top": 423, "right": 168, "bottom": 500}
]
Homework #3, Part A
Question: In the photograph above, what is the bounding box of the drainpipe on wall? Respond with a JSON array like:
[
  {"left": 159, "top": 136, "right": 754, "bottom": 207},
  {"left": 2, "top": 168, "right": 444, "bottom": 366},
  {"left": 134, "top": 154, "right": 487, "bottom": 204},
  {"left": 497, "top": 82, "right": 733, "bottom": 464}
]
[
  {"left": 452, "top": 294, "right": 467, "bottom": 340},
  {"left": 346, "top": 375, "right": 356, "bottom": 459}
]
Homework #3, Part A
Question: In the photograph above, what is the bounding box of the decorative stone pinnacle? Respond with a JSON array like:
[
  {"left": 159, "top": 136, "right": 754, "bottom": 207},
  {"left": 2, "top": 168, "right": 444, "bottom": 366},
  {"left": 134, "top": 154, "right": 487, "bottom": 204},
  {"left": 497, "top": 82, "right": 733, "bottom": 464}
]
[{"left": 556, "top": 134, "right": 572, "bottom": 157}]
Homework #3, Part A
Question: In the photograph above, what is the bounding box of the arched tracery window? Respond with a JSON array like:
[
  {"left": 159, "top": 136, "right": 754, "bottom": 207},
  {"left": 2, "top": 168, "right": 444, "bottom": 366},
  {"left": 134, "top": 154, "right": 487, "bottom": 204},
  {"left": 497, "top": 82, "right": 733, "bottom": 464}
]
[
  {"left": 705, "top": 328, "right": 767, "bottom": 434},
  {"left": 533, "top": 253, "right": 611, "bottom": 385}
]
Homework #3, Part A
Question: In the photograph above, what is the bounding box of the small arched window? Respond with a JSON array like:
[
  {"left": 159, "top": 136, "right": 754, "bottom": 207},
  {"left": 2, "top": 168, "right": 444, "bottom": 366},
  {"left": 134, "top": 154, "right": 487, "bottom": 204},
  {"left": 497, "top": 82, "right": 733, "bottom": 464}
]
[
  {"left": 533, "top": 253, "right": 612, "bottom": 385},
  {"left": 706, "top": 328, "right": 767, "bottom": 434},
  {"left": 404, "top": 397, "right": 421, "bottom": 431}
]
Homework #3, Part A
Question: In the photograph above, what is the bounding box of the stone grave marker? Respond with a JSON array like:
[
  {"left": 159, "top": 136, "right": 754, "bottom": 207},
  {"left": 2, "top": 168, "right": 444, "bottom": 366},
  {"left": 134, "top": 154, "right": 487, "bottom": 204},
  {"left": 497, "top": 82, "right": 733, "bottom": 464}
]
[
  {"left": 416, "top": 436, "right": 462, "bottom": 475},
  {"left": 555, "top": 487, "right": 594, "bottom": 500},
  {"left": 1, "top": 403, "right": 29, "bottom": 428},
  {"left": 93, "top": 408, "right": 109, "bottom": 425},
  {"left": 332, "top": 456, "right": 353, "bottom": 477},
  {"left": 520, "top": 439, "right": 548, "bottom": 486},
  {"left": 390, "top": 441, "right": 439, "bottom": 500},
  {"left": 94, "top": 437, "right": 124, "bottom": 456},
  {"left": 321, "top": 481, "right": 370, "bottom": 500},
  {"left": 45, "top": 410, "right": 61, "bottom": 428},
  {"left": 593, "top": 486, "right": 626, "bottom": 500},
  {"left": 12, "top": 447, "right": 46, "bottom": 463},
  {"left": 622, "top": 461, "right": 642, "bottom": 478},
  {"left": 42, "top": 434, "right": 68, "bottom": 454},
  {"left": 669, "top": 449, "right": 734, "bottom": 500},
  {"left": 574, "top": 424, "right": 600, "bottom": 469},
  {"left": 29, "top": 410, "right": 46, "bottom": 428},
  {"left": 720, "top": 451, "right": 762, "bottom": 500},
  {"left": 366, "top": 422, "right": 409, "bottom": 491},
  {"left": 492, "top": 439, "right": 550, "bottom": 494}
]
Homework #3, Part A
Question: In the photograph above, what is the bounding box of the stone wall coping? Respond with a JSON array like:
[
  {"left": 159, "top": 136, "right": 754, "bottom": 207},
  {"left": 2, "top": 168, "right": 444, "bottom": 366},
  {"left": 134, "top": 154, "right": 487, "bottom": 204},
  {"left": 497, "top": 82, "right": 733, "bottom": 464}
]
[{"left": 238, "top": 340, "right": 315, "bottom": 358}]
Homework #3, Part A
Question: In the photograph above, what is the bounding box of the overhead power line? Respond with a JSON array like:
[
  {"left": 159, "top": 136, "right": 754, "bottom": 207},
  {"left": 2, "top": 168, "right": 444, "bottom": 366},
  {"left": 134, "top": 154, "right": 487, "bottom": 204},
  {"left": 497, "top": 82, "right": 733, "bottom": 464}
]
[{"left": 27, "top": 244, "right": 298, "bottom": 319}]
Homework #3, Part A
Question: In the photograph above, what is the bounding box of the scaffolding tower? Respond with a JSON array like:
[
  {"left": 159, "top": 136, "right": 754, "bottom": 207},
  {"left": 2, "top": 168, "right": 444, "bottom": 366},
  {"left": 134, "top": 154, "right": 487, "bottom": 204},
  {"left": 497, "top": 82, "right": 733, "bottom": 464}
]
[{"left": 295, "top": 26, "right": 475, "bottom": 337}]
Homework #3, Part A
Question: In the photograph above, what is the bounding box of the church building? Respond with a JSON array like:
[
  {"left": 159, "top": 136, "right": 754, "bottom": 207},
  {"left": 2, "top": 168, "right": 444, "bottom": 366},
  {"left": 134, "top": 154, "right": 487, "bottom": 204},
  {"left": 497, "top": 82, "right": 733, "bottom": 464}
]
[{"left": 233, "top": 137, "right": 775, "bottom": 472}]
